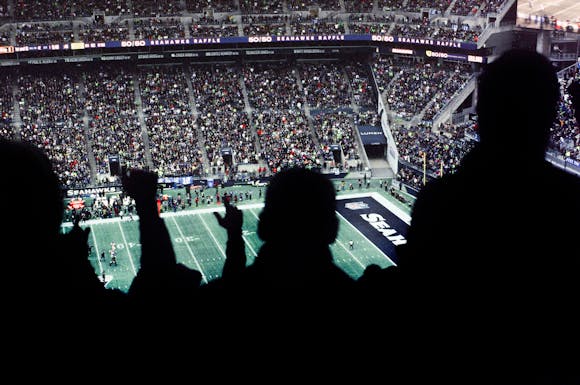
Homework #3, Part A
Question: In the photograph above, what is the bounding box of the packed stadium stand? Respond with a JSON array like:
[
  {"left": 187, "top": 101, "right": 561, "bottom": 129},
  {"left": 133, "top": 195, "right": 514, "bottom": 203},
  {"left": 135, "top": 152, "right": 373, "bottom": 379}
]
[{"left": 0, "top": 0, "right": 578, "bottom": 196}]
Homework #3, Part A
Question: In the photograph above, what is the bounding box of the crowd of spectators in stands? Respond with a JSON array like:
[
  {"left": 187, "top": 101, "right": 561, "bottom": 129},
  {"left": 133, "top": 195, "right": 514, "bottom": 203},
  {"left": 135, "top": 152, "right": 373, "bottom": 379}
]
[
  {"left": 0, "top": 0, "right": 8, "bottom": 19},
  {"left": 15, "top": 21, "right": 73, "bottom": 45},
  {"left": 422, "top": 63, "right": 474, "bottom": 122},
  {"left": 17, "top": 70, "right": 91, "bottom": 188},
  {"left": 551, "top": 65, "right": 580, "bottom": 162},
  {"left": 345, "top": 62, "right": 376, "bottom": 109},
  {"left": 299, "top": 62, "right": 351, "bottom": 110},
  {"left": 140, "top": 65, "right": 204, "bottom": 178},
  {"left": 393, "top": 121, "right": 477, "bottom": 189},
  {"left": 134, "top": 17, "right": 185, "bottom": 40},
  {"left": 186, "top": 0, "right": 236, "bottom": 14},
  {"left": 84, "top": 65, "right": 147, "bottom": 180},
  {"left": 382, "top": 57, "right": 468, "bottom": 120},
  {"left": 290, "top": 13, "right": 345, "bottom": 36},
  {"left": 0, "top": 72, "right": 13, "bottom": 138},
  {"left": 314, "top": 111, "right": 359, "bottom": 164},
  {"left": 1, "top": 51, "right": 577, "bottom": 194},
  {"left": 0, "top": 0, "right": 512, "bottom": 48},
  {"left": 191, "top": 64, "right": 258, "bottom": 173},
  {"left": 78, "top": 19, "right": 129, "bottom": 42},
  {"left": 370, "top": 54, "right": 488, "bottom": 190},
  {"left": 2, "top": 0, "right": 578, "bottom": 197},
  {"left": 288, "top": 0, "right": 341, "bottom": 11},
  {"left": 243, "top": 15, "right": 287, "bottom": 36},
  {"left": 1, "top": 0, "right": 511, "bottom": 22},
  {"left": 348, "top": 13, "right": 394, "bottom": 34}
]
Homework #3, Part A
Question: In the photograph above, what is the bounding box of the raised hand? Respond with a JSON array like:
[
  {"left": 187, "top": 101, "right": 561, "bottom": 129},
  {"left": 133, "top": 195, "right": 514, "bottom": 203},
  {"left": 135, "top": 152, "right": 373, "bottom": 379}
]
[
  {"left": 121, "top": 168, "right": 158, "bottom": 203},
  {"left": 212, "top": 198, "right": 246, "bottom": 279},
  {"left": 213, "top": 198, "right": 243, "bottom": 235},
  {"left": 59, "top": 219, "right": 103, "bottom": 291},
  {"left": 61, "top": 218, "right": 91, "bottom": 261}
]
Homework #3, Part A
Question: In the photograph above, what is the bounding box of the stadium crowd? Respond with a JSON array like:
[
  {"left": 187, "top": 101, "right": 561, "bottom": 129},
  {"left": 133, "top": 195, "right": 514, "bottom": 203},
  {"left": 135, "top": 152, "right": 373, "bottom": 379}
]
[
  {"left": 0, "top": 0, "right": 513, "bottom": 21},
  {"left": 140, "top": 65, "right": 205, "bottom": 177},
  {"left": 552, "top": 65, "right": 580, "bottom": 162},
  {"left": 1, "top": 52, "right": 578, "bottom": 193},
  {"left": 191, "top": 64, "right": 257, "bottom": 172},
  {"left": 1, "top": 0, "right": 578, "bottom": 197},
  {"left": 84, "top": 65, "right": 148, "bottom": 178},
  {"left": 0, "top": 0, "right": 513, "bottom": 48}
]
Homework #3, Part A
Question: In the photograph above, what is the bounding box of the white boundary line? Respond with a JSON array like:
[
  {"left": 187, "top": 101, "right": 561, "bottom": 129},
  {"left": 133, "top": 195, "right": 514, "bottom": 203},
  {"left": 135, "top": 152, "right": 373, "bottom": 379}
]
[
  {"left": 248, "top": 208, "right": 260, "bottom": 220},
  {"left": 171, "top": 216, "right": 208, "bottom": 284},
  {"left": 198, "top": 214, "right": 226, "bottom": 258},
  {"left": 334, "top": 238, "right": 366, "bottom": 269},
  {"left": 90, "top": 225, "right": 111, "bottom": 287},
  {"left": 244, "top": 208, "right": 262, "bottom": 257},
  {"left": 90, "top": 226, "right": 104, "bottom": 274},
  {"left": 62, "top": 192, "right": 411, "bottom": 227},
  {"left": 117, "top": 221, "right": 137, "bottom": 275},
  {"left": 335, "top": 211, "right": 397, "bottom": 267},
  {"left": 242, "top": 234, "right": 258, "bottom": 257}
]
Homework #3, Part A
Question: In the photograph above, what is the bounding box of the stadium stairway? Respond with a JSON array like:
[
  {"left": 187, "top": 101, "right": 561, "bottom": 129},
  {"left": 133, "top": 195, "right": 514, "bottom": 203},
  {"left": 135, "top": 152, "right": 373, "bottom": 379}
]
[
  {"left": 133, "top": 73, "right": 154, "bottom": 170},
  {"left": 184, "top": 66, "right": 211, "bottom": 171},
  {"left": 368, "top": 158, "right": 394, "bottom": 179}
]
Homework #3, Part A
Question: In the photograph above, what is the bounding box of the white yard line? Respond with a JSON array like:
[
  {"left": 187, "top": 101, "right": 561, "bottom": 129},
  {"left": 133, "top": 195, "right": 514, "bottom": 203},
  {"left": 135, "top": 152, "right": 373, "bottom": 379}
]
[
  {"left": 334, "top": 238, "right": 366, "bottom": 269},
  {"left": 90, "top": 225, "right": 104, "bottom": 273},
  {"left": 171, "top": 217, "right": 208, "bottom": 284},
  {"left": 242, "top": 234, "right": 258, "bottom": 257},
  {"left": 336, "top": 212, "right": 397, "bottom": 266},
  {"left": 117, "top": 222, "right": 137, "bottom": 275},
  {"left": 198, "top": 214, "right": 226, "bottom": 258}
]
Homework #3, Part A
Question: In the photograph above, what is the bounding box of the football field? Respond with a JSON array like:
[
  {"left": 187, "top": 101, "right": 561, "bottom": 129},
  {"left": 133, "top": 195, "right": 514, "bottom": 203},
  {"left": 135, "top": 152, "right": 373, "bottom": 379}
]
[{"left": 63, "top": 190, "right": 412, "bottom": 292}]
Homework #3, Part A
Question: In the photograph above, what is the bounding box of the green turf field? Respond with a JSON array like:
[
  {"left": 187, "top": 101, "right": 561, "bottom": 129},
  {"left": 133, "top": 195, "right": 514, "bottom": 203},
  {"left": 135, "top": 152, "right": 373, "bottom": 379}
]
[{"left": 62, "top": 182, "right": 415, "bottom": 292}]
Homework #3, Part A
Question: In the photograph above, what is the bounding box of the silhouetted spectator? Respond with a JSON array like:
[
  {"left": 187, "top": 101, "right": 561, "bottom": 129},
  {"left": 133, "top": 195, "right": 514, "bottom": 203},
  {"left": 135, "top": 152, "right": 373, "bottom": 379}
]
[
  {"left": 396, "top": 49, "right": 580, "bottom": 383},
  {"left": 121, "top": 169, "right": 202, "bottom": 310},
  {"left": 212, "top": 198, "right": 246, "bottom": 280},
  {"left": 203, "top": 167, "right": 356, "bottom": 323},
  {"left": 1, "top": 138, "right": 127, "bottom": 357}
]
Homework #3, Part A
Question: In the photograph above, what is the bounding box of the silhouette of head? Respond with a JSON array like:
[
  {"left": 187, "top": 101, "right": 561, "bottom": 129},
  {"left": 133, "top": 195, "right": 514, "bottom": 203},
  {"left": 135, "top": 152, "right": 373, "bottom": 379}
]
[
  {"left": 0, "top": 139, "right": 64, "bottom": 295},
  {"left": 257, "top": 167, "right": 338, "bottom": 245},
  {"left": 1, "top": 139, "right": 64, "bottom": 245},
  {"left": 475, "top": 49, "right": 560, "bottom": 160}
]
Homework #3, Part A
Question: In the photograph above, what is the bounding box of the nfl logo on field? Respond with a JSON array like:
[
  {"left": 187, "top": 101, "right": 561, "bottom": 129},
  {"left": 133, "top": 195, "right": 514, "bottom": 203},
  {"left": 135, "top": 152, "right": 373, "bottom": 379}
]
[{"left": 345, "top": 202, "right": 369, "bottom": 210}]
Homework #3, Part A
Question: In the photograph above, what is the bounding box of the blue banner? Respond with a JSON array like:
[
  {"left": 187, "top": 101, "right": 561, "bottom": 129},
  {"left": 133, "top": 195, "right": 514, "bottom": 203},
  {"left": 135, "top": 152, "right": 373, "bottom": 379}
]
[
  {"left": 358, "top": 125, "right": 387, "bottom": 145},
  {"left": 5, "top": 33, "right": 481, "bottom": 55}
]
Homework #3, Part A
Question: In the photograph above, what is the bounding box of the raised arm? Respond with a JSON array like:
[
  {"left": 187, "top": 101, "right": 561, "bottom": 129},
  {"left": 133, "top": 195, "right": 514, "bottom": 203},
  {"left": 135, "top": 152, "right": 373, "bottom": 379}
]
[
  {"left": 213, "top": 198, "right": 246, "bottom": 280},
  {"left": 122, "top": 169, "right": 201, "bottom": 303}
]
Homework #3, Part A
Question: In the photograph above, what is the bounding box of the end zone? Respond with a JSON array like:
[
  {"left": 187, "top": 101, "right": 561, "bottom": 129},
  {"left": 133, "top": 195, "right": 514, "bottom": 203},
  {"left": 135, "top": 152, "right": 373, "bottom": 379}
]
[{"left": 336, "top": 193, "right": 410, "bottom": 265}]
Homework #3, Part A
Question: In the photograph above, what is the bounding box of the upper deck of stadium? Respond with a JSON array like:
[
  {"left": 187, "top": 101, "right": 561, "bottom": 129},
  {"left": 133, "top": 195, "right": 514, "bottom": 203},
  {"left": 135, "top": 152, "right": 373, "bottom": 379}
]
[
  {"left": 0, "top": 0, "right": 518, "bottom": 52},
  {"left": 0, "top": 0, "right": 578, "bottom": 195}
]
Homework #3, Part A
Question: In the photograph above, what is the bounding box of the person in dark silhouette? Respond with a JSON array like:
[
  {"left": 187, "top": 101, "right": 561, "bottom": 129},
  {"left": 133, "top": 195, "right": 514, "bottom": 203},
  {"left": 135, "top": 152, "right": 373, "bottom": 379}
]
[
  {"left": 121, "top": 168, "right": 202, "bottom": 310},
  {"left": 204, "top": 167, "right": 356, "bottom": 321},
  {"left": 212, "top": 197, "right": 246, "bottom": 280},
  {"left": 1, "top": 138, "right": 128, "bottom": 364},
  {"left": 395, "top": 50, "right": 580, "bottom": 383},
  {"left": 1, "top": 138, "right": 126, "bottom": 306}
]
